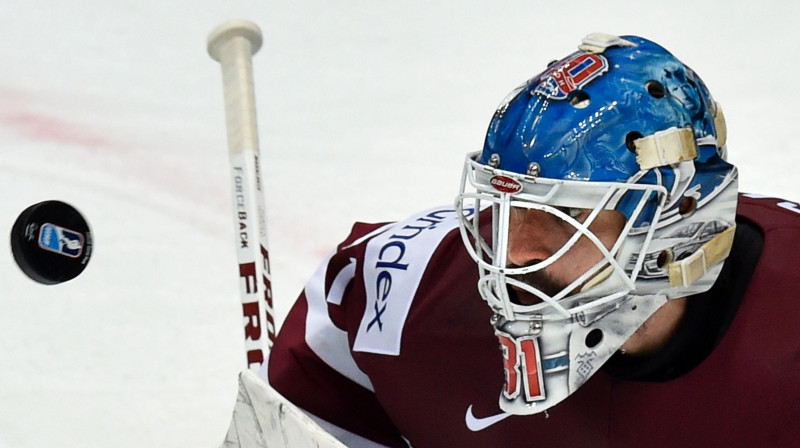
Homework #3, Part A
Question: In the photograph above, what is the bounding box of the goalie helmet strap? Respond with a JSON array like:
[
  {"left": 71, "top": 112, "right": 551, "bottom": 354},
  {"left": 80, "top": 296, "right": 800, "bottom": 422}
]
[
  {"left": 714, "top": 102, "right": 727, "bottom": 148},
  {"left": 579, "top": 33, "right": 637, "bottom": 53},
  {"left": 668, "top": 225, "right": 736, "bottom": 287},
  {"left": 635, "top": 127, "right": 698, "bottom": 170}
]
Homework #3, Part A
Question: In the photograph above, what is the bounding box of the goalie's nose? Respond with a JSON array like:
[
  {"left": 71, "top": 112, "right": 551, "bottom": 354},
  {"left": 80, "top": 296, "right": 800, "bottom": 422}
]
[{"left": 506, "top": 208, "right": 567, "bottom": 268}]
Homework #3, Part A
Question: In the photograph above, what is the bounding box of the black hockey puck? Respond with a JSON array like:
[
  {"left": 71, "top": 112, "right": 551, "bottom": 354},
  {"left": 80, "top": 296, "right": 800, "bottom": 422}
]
[{"left": 10, "top": 200, "right": 93, "bottom": 285}]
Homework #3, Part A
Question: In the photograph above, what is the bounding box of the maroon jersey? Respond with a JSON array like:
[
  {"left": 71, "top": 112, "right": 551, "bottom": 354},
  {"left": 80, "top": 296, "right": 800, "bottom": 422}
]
[{"left": 268, "top": 194, "right": 800, "bottom": 447}]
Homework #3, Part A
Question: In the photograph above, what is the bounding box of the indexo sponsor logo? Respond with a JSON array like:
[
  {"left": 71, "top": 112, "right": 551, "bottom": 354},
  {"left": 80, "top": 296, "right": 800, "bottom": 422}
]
[
  {"left": 365, "top": 208, "right": 472, "bottom": 333},
  {"left": 355, "top": 205, "right": 476, "bottom": 356},
  {"left": 489, "top": 175, "right": 523, "bottom": 194}
]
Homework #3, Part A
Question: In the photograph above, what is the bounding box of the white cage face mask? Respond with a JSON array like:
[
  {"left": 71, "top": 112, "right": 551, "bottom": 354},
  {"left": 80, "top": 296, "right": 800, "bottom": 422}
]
[
  {"left": 456, "top": 153, "right": 668, "bottom": 323},
  {"left": 455, "top": 153, "right": 675, "bottom": 415},
  {"left": 455, "top": 152, "right": 737, "bottom": 415}
]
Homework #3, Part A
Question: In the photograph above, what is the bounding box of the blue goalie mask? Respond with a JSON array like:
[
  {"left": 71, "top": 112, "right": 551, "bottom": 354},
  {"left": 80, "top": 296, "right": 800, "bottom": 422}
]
[{"left": 455, "top": 34, "right": 738, "bottom": 415}]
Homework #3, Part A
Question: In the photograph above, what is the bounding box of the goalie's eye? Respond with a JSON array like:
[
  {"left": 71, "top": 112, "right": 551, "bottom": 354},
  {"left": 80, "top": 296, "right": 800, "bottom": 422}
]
[{"left": 556, "top": 207, "right": 587, "bottom": 221}]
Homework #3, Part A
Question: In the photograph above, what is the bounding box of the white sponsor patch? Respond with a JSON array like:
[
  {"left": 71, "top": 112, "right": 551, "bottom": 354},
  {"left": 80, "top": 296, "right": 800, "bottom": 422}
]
[{"left": 353, "top": 205, "right": 474, "bottom": 355}]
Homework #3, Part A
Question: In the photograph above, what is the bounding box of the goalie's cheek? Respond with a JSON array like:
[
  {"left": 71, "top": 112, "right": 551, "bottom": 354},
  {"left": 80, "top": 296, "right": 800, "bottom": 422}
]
[
  {"left": 507, "top": 208, "right": 626, "bottom": 283},
  {"left": 590, "top": 209, "right": 627, "bottom": 249}
]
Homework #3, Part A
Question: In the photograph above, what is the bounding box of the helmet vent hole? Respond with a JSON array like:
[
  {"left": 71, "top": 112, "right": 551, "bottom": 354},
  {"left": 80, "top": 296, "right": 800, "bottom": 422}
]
[
  {"left": 679, "top": 196, "right": 698, "bottom": 217},
  {"left": 568, "top": 90, "right": 591, "bottom": 109},
  {"left": 656, "top": 250, "right": 673, "bottom": 268},
  {"left": 646, "top": 80, "right": 666, "bottom": 98},
  {"left": 585, "top": 329, "right": 603, "bottom": 348},
  {"left": 625, "top": 132, "right": 643, "bottom": 153}
]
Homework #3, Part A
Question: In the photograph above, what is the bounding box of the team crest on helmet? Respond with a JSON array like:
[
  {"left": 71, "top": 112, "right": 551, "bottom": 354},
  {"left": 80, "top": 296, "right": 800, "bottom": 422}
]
[{"left": 534, "top": 53, "right": 609, "bottom": 100}]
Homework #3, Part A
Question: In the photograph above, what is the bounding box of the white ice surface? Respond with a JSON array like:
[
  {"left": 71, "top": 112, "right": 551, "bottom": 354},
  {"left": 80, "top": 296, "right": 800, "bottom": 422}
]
[{"left": 0, "top": 1, "right": 798, "bottom": 446}]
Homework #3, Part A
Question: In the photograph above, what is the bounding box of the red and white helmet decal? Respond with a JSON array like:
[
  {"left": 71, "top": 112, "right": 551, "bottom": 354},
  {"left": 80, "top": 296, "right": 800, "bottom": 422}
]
[
  {"left": 534, "top": 53, "right": 609, "bottom": 100},
  {"left": 489, "top": 175, "right": 523, "bottom": 194}
]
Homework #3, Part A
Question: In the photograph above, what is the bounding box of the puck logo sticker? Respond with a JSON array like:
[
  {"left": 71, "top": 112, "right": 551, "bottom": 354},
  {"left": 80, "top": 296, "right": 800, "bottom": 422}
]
[
  {"left": 490, "top": 175, "right": 523, "bottom": 194},
  {"left": 12, "top": 200, "right": 93, "bottom": 284},
  {"left": 38, "top": 223, "right": 84, "bottom": 258}
]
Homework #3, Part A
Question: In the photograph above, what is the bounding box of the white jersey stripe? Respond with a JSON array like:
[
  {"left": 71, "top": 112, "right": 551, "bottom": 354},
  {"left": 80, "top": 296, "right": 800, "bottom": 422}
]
[{"left": 305, "top": 252, "right": 374, "bottom": 391}]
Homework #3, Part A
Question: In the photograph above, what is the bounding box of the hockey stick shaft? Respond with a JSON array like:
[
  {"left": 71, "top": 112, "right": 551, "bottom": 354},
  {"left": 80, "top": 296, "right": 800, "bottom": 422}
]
[
  {"left": 208, "top": 21, "right": 349, "bottom": 448},
  {"left": 208, "top": 20, "right": 276, "bottom": 373}
]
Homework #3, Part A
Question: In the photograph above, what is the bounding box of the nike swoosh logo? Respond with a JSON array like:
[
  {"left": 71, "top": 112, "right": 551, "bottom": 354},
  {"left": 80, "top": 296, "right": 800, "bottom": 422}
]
[{"left": 465, "top": 405, "right": 511, "bottom": 431}]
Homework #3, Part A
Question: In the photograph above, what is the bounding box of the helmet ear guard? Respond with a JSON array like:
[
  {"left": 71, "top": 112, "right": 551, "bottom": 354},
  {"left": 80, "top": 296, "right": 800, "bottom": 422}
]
[{"left": 456, "top": 33, "right": 738, "bottom": 415}]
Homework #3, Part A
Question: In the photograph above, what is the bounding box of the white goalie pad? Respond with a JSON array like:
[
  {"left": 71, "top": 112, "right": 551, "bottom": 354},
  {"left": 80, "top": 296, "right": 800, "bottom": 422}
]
[{"left": 220, "top": 370, "right": 348, "bottom": 448}]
